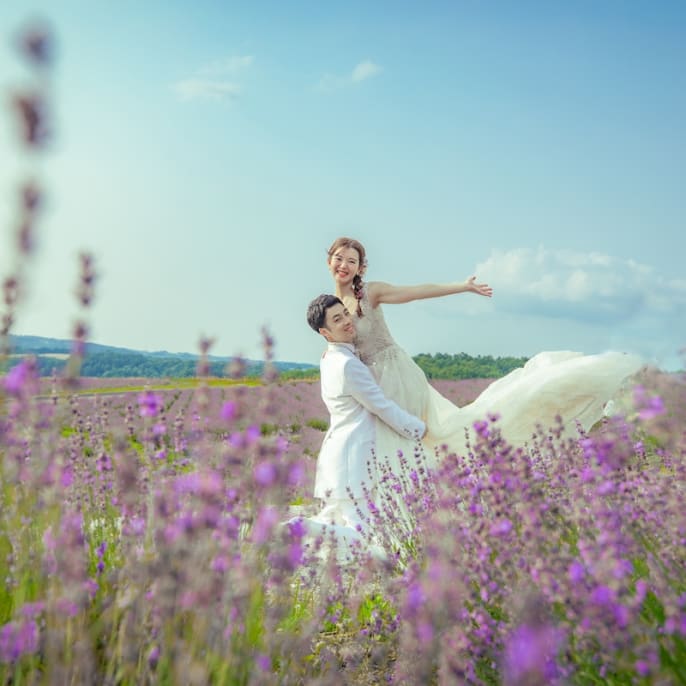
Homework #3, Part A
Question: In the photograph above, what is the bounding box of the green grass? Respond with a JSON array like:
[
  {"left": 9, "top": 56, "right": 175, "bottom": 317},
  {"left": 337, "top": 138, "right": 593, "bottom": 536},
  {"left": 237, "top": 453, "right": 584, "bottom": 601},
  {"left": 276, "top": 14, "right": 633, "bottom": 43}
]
[
  {"left": 43, "top": 377, "right": 265, "bottom": 397},
  {"left": 306, "top": 418, "right": 329, "bottom": 432}
]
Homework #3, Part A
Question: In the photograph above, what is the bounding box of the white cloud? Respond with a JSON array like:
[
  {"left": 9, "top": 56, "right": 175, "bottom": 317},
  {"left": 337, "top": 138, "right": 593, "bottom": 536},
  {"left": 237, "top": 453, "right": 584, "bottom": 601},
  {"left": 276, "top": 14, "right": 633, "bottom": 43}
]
[
  {"left": 318, "top": 59, "right": 383, "bottom": 91},
  {"left": 172, "top": 55, "right": 253, "bottom": 102},
  {"left": 420, "top": 246, "right": 683, "bottom": 369},
  {"left": 351, "top": 60, "right": 382, "bottom": 82},
  {"left": 172, "top": 78, "right": 241, "bottom": 102},
  {"left": 475, "top": 246, "right": 686, "bottom": 326}
]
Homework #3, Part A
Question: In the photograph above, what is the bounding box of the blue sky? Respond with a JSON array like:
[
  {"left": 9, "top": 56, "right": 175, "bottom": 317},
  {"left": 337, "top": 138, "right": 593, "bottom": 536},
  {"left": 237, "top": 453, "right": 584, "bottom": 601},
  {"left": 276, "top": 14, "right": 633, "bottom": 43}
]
[{"left": 1, "top": 1, "right": 684, "bottom": 369}]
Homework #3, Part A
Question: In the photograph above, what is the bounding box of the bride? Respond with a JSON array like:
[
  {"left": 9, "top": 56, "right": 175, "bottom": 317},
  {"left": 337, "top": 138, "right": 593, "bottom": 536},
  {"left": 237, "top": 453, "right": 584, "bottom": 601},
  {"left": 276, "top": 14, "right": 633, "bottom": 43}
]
[{"left": 325, "top": 237, "right": 644, "bottom": 477}]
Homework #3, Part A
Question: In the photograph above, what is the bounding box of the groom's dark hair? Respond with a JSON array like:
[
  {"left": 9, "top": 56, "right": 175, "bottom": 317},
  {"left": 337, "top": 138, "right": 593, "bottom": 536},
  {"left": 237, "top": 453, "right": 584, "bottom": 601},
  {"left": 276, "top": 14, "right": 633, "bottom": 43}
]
[{"left": 307, "top": 294, "right": 343, "bottom": 332}]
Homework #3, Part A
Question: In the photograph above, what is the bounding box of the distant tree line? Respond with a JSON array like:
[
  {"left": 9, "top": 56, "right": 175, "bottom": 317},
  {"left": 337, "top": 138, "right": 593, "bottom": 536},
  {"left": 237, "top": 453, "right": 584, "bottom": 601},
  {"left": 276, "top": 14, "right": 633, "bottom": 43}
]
[
  {"left": 277, "top": 352, "right": 529, "bottom": 381},
  {"left": 77, "top": 353, "right": 265, "bottom": 378},
  {"left": 5, "top": 351, "right": 528, "bottom": 380},
  {"left": 8, "top": 353, "right": 264, "bottom": 379},
  {"left": 412, "top": 352, "right": 529, "bottom": 379}
]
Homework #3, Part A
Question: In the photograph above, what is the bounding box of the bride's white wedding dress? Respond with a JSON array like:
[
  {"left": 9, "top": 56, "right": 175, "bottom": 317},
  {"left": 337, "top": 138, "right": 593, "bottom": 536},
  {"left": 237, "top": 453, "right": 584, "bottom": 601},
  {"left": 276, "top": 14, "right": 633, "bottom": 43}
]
[{"left": 353, "top": 289, "right": 644, "bottom": 475}]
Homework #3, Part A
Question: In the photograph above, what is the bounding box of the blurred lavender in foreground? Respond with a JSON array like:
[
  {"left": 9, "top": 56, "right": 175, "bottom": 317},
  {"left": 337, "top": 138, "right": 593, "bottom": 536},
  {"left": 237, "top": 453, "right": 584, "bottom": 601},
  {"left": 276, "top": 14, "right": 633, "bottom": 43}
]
[{"left": 1, "top": 25, "right": 53, "bottom": 357}]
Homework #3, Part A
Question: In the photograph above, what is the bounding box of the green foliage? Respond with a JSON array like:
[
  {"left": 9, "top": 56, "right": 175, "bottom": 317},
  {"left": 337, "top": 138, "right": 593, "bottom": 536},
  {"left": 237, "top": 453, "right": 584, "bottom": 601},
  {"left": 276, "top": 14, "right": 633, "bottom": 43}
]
[
  {"left": 306, "top": 418, "right": 329, "bottom": 432},
  {"left": 80, "top": 353, "right": 253, "bottom": 379},
  {"left": 278, "top": 581, "right": 314, "bottom": 634},
  {"left": 659, "top": 635, "right": 686, "bottom": 683},
  {"left": 279, "top": 368, "right": 320, "bottom": 381},
  {"left": 8, "top": 351, "right": 314, "bottom": 380},
  {"left": 412, "top": 352, "right": 529, "bottom": 379},
  {"left": 322, "top": 600, "right": 350, "bottom": 634},
  {"left": 357, "top": 593, "right": 396, "bottom": 632},
  {"left": 11, "top": 347, "right": 531, "bottom": 381},
  {"left": 260, "top": 422, "right": 279, "bottom": 436},
  {"left": 249, "top": 352, "right": 533, "bottom": 382},
  {"left": 0, "top": 531, "right": 12, "bottom": 624}
]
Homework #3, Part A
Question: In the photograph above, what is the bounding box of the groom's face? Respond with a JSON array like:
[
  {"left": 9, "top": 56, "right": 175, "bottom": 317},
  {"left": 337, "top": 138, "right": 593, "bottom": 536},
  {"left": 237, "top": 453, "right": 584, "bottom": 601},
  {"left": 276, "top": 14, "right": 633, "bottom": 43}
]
[{"left": 320, "top": 303, "right": 356, "bottom": 344}]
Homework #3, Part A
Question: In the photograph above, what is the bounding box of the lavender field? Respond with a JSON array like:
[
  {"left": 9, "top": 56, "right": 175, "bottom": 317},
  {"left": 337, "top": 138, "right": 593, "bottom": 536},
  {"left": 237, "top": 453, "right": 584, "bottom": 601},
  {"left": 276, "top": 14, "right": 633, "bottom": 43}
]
[
  {"left": 1, "top": 364, "right": 686, "bottom": 685},
  {"left": 3, "top": 18, "right": 686, "bottom": 686}
]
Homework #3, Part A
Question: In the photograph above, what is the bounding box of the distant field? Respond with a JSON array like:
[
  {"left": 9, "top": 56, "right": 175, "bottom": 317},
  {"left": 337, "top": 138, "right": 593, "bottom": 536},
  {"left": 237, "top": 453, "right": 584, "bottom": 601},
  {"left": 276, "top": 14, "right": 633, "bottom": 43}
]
[
  {"left": 37, "top": 376, "right": 265, "bottom": 395},
  {"left": 10, "top": 353, "right": 70, "bottom": 360}
]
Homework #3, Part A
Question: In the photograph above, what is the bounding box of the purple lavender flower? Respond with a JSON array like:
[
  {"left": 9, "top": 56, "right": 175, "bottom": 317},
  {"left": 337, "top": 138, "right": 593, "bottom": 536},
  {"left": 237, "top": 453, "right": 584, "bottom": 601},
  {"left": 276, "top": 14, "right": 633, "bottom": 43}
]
[
  {"left": 287, "top": 518, "right": 306, "bottom": 539},
  {"left": 288, "top": 542, "right": 303, "bottom": 568},
  {"left": 256, "top": 653, "right": 271, "bottom": 672},
  {"left": 590, "top": 584, "right": 616, "bottom": 607},
  {"left": 211, "top": 555, "right": 229, "bottom": 573},
  {"left": 634, "top": 385, "right": 666, "bottom": 420},
  {"left": 416, "top": 621, "right": 433, "bottom": 645},
  {"left": 473, "top": 419, "right": 490, "bottom": 438},
  {"left": 490, "top": 518, "right": 513, "bottom": 537},
  {"left": 60, "top": 465, "right": 74, "bottom": 487},
  {"left": 568, "top": 560, "right": 585, "bottom": 584},
  {"left": 405, "top": 582, "right": 426, "bottom": 615},
  {"left": 221, "top": 400, "right": 237, "bottom": 421},
  {"left": 502, "top": 623, "right": 562, "bottom": 685},
  {"left": 635, "top": 660, "right": 650, "bottom": 677},
  {"left": 19, "top": 602, "right": 45, "bottom": 619},
  {"left": 254, "top": 461, "right": 277, "bottom": 486},
  {"left": 0, "top": 619, "right": 39, "bottom": 663},
  {"left": 245, "top": 424, "right": 261, "bottom": 444},
  {"left": 252, "top": 506, "right": 279, "bottom": 544},
  {"left": 288, "top": 460, "right": 305, "bottom": 486},
  {"left": 84, "top": 578, "right": 98, "bottom": 599},
  {"left": 137, "top": 390, "right": 163, "bottom": 418},
  {"left": 635, "top": 580, "right": 648, "bottom": 603},
  {"left": 597, "top": 480, "right": 615, "bottom": 495},
  {"left": 228, "top": 431, "right": 244, "bottom": 447},
  {"left": 148, "top": 645, "right": 160, "bottom": 668},
  {"left": 123, "top": 516, "right": 146, "bottom": 537},
  {"left": 3, "top": 360, "right": 29, "bottom": 394}
]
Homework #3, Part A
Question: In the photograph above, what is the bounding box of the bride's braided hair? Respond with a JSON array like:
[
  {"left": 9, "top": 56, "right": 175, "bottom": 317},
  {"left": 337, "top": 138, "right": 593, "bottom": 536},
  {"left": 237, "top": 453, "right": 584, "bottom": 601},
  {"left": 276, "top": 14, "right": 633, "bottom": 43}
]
[
  {"left": 351, "top": 274, "right": 364, "bottom": 317},
  {"left": 327, "top": 237, "right": 367, "bottom": 318}
]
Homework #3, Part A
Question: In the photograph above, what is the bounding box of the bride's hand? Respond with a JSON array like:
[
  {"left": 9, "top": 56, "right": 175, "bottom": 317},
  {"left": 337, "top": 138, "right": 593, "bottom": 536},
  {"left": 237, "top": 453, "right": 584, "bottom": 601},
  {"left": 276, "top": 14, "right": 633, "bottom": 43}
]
[{"left": 465, "top": 276, "right": 493, "bottom": 298}]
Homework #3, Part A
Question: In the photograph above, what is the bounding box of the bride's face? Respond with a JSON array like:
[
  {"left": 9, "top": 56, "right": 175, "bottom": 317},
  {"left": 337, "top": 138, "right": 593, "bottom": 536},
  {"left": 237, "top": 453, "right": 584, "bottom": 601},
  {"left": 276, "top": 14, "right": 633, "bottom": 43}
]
[{"left": 328, "top": 246, "right": 362, "bottom": 286}]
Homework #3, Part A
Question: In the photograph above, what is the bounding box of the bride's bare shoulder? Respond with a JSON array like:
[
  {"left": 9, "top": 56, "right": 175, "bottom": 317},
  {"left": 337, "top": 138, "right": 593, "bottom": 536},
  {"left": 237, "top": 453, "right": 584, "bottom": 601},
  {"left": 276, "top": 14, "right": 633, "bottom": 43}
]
[
  {"left": 365, "top": 281, "right": 393, "bottom": 308},
  {"left": 364, "top": 281, "right": 384, "bottom": 307}
]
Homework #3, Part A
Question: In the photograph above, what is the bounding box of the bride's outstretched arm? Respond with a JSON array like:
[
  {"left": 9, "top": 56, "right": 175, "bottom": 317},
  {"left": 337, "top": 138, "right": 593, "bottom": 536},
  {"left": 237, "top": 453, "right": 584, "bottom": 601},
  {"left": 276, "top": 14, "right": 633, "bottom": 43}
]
[{"left": 367, "top": 276, "right": 493, "bottom": 306}]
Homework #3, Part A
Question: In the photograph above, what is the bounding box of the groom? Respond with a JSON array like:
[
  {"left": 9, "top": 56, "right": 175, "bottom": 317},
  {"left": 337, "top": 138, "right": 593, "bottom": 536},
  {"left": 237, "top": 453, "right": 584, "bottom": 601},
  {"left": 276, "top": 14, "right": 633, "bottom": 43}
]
[{"left": 305, "top": 294, "right": 426, "bottom": 533}]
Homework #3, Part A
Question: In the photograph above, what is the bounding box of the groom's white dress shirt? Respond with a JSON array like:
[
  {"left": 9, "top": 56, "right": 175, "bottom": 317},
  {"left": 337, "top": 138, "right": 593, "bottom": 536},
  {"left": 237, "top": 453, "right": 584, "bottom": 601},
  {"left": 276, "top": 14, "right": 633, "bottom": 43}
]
[{"left": 315, "top": 342, "right": 426, "bottom": 500}]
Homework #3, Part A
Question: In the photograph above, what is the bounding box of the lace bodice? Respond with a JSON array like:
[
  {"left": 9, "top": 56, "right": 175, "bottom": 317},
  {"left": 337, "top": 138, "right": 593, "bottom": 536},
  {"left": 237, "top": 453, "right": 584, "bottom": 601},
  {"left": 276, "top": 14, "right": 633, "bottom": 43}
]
[{"left": 353, "top": 289, "right": 399, "bottom": 366}]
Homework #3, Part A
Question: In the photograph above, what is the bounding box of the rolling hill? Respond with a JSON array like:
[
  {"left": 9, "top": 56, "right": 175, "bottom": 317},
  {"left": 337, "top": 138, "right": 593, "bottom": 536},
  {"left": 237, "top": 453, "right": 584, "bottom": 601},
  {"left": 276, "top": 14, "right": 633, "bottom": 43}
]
[{"left": 6, "top": 334, "right": 316, "bottom": 378}]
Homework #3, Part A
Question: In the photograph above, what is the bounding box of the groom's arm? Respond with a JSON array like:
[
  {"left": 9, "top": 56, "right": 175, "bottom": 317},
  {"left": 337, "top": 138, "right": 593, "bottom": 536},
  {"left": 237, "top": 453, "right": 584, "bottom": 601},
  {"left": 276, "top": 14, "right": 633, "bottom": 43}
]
[{"left": 343, "top": 358, "right": 426, "bottom": 439}]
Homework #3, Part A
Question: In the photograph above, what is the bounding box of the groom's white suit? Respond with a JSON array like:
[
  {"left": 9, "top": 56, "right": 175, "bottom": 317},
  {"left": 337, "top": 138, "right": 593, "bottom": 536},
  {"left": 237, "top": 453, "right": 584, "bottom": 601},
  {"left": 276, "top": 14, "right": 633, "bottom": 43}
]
[{"left": 315, "top": 341, "right": 426, "bottom": 502}]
